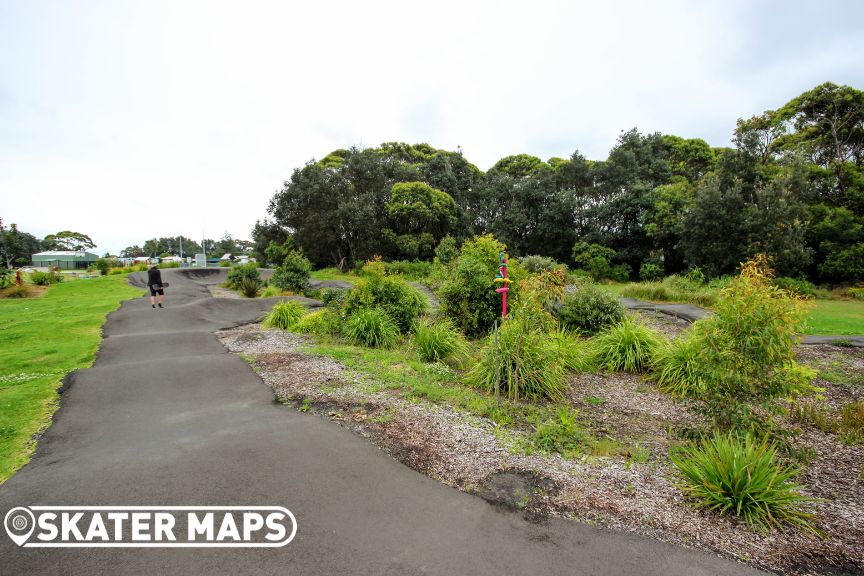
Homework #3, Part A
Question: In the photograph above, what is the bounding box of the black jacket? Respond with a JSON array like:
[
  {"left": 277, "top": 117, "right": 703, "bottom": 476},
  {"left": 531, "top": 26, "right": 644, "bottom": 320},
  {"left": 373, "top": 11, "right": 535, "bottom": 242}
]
[{"left": 147, "top": 267, "right": 163, "bottom": 288}]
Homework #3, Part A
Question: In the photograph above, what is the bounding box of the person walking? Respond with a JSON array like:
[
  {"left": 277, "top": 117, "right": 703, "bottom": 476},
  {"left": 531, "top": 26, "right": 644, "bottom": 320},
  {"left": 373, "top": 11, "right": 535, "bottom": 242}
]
[{"left": 147, "top": 263, "right": 165, "bottom": 308}]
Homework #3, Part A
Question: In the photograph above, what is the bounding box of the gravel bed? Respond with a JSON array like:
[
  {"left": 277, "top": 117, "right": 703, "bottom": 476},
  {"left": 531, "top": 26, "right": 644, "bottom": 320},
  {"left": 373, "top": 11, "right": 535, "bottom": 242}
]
[{"left": 217, "top": 323, "right": 864, "bottom": 576}]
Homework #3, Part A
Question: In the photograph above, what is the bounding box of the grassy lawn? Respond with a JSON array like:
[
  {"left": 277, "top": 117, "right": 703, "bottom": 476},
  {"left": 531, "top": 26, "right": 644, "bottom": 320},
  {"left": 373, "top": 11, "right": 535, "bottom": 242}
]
[
  {"left": 310, "top": 267, "right": 356, "bottom": 283},
  {"left": 0, "top": 275, "right": 142, "bottom": 483},
  {"left": 805, "top": 299, "right": 864, "bottom": 336}
]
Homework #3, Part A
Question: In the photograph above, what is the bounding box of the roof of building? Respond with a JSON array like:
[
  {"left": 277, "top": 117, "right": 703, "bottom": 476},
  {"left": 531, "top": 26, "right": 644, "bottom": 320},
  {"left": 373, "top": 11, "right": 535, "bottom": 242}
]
[{"left": 33, "top": 251, "right": 98, "bottom": 258}]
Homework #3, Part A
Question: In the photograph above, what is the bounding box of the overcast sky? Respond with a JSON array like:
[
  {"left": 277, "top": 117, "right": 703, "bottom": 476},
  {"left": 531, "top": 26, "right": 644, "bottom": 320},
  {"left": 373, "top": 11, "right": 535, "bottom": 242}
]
[{"left": 1, "top": 0, "right": 863, "bottom": 255}]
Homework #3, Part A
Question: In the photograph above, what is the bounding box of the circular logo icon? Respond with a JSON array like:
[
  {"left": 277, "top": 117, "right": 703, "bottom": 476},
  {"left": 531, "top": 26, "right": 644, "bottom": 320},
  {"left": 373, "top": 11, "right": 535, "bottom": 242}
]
[{"left": 4, "top": 507, "right": 35, "bottom": 546}]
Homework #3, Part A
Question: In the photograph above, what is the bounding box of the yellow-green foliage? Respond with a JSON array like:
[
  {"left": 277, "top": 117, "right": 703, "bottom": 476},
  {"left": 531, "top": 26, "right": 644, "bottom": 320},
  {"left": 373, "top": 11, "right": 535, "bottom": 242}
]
[
  {"left": 697, "top": 255, "right": 815, "bottom": 431},
  {"left": 294, "top": 309, "right": 342, "bottom": 336},
  {"left": 651, "top": 332, "right": 704, "bottom": 396},
  {"left": 263, "top": 300, "right": 306, "bottom": 330}
]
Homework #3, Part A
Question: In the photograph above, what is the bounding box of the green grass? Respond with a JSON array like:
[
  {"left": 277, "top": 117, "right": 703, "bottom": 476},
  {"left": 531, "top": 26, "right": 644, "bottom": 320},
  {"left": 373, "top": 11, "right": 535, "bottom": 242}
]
[
  {"left": 310, "top": 268, "right": 356, "bottom": 283},
  {"left": 804, "top": 299, "right": 864, "bottom": 335},
  {"left": 0, "top": 274, "right": 143, "bottom": 482}
]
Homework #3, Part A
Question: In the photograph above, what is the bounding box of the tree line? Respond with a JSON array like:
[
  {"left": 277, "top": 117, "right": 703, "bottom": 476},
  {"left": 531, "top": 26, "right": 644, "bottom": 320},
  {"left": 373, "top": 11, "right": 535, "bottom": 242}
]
[{"left": 258, "top": 82, "right": 863, "bottom": 284}]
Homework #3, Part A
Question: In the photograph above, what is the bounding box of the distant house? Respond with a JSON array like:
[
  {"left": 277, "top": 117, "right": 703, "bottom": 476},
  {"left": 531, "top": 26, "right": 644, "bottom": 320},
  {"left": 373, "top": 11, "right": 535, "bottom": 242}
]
[
  {"left": 31, "top": 250, "right": 98, "bottom": 270},
  {"left": 160, "top": 256, "right": 183, "bottom": 263}
]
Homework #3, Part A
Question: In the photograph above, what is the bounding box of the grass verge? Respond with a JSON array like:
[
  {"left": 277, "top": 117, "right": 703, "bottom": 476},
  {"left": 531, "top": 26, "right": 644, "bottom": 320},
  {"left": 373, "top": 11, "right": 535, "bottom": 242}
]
[
  {"left": 0, "top": 275, "right": 142, "bottom": 482},
  {"left": 805, "top": 299, "right": 864, "bottom": 335}
]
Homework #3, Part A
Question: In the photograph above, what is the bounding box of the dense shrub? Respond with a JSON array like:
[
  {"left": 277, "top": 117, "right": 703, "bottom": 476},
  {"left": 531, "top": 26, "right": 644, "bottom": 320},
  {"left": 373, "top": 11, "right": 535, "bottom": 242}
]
[
  {"left": 294, "top": 308, "right": 342, "bottom": 336},
  {"left": 342, "top": 266, "right": 425, "bottom": 333},
  {"left": 547, "top": 328, "right": 598, "bottom": 373},
  {"left": 557, "top": 285, "right": 625, "bottom": 335},
  {"left": 270, "top": 251, "right": 312, "bottom": 292},
  {"left": 158, "top": 261, "right": 181, "bottom": 269},
  {"left": 411, "top": 318, "right": 468, "bottom": 364},
  {"left": 608, "top": 263, "right": 631, "bottom": 282},
  {"left": 773, "top": 277, "right": 816, "bottom": 299},
  {"left": 848, "top": 287, "right": 864, "bottom": 301},
  {"left": 95, "top": 258, "right": 113, "bottom": 276},
  {"left": 0, "top": 268, "right": 12, "bottom": 289},
  {"left": 321, "top": 288, "right": 348, "bottom": 307},
  {"left": 465, "top": 316, "right": 566, "bottom": 401},
  {"left": 344, "top": 308, "right": 400, "bottom": 348},
  {"left": 434, "top": 235, "right": 459, "bottom": 265},
  {"left": 227, "top": 263, "right": 260, "bottom": 289},
  {"left": 440, "top": 234, "right": 521, "bottom": 337},
  {"left": 219, "top": 260, "right": 231, "bottom": 267},
  {"left": 30, "top": 271, "right": 62, "bottom": 285},
  {"left": 518, "top": 255, "right": 564, "bottom": 274},
  {"left": 651, "top": 332, "right": 703, "bottom": 396},
  {"left": 685, "top": 266, "right": 706, "bottom": 284},
  {"left": 671, "top": 432, "right": 817, "bottom": 533},
  {"left": 639, "top": 262, "right": 663, "bottom": 281},
  {"left": 696, "top": 255, "right": 815, "bottom": 433},
  {"left": 263, "top": 300, "right": 306, "bottom": 329},
  {"left": 593, "top": 316, "right": 662, "bottom": 373},
  {"left": 572, "top": 242, "right": 616, "bottom": 281}
]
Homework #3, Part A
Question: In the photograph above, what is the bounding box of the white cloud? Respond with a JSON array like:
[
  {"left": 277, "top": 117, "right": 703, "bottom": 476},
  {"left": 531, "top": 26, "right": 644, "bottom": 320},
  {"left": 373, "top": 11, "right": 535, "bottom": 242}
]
[{"left": 1, "top": 0, "right": 862, "bottom": 254}]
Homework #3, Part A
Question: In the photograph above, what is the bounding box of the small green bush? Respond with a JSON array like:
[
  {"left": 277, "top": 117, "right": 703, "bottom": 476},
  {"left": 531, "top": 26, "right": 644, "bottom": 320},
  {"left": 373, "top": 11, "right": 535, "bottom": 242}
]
[
  {"left": 30, "top": 271, "right": 61, "bottom": 285},
  {"left": 227, "top": 263, "right": 260, "bottom": 289},
  {"left": 651, "top": 332, "right": 703, "bottom": 396},
  {"left": 95, "top": 258, "right": 111, "bottom": 276},
  {"left": 593, "top": 316, "right": 662, "bottom": 373},
  {"left": 434, "top": 235, "right": 459, "bottom": 265},
  {"left": 342, "top": 268, "right": 425, "bottom": 333},
  {"left": 0, "top": 268, "right": 13, "bottom": 289},
  {"left": 696, "top": 255, "right": 815, "bottom": 432},
  {"left": 557, "top": 285, "right": 625, "bottom": 336},
  {"left": 263, "top": 300, "right": 306, "bottom": 330},
  {"left": 412, "top": 318, "right": 468, "bottom": 364},
  {"left": 219, "top": 260, "right": 232, "bottom": 267},
  {"left": 671, "top": 432, "right": 817, "bottom": 533},
  {"left": 321, "top": 288, "right": 348, "bottom": 308},
  {"left": 440, "top": 234, "right": 524, "bottom": 337},
  {"left": 238, "top": 277, "right": 262, "bottom": 298},
  {"left": 685, "top": 266, "right": 706, "bottom": 284},
  {"left": 845, "top": 287, "right": 864, "bottom": 301},
  {"left": 773, "top": 277, "right": 816, "bottom": 299},
  {"left": 465, "top": 316, "right": 566, "bottom": 401},
  {"left": 639, "top": 262, "right": 663, "bottom": 281},
  {"left": 294, "top": 308, "right": 342, "bottom": 336},
  {"left": 344, "top": 308, "right": 400, "bottom": 348},
  {"left": 260, "top": 284, "right": 282, "bottom": 298},
  {"left": 533, "top": 407, "right": 586, "bottom": 456},
  {"left": 270, "top": 251, "right": 312, "bottom": 293},
  {"left": 518, "top": 255, "right": 564, "bottom": 274}
]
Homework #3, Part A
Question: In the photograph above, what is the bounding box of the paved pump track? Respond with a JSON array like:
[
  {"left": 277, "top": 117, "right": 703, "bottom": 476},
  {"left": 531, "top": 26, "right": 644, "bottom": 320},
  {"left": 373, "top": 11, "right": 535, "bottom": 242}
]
[{"left": 0, "top": 269, "right": 764, "bottom": 575}]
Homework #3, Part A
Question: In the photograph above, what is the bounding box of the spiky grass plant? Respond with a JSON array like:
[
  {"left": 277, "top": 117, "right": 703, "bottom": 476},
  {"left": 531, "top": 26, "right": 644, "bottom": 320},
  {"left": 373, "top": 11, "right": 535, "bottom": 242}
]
[
  {"left": 671, "top": 432, "right": 819, "bottom": 534},
  {"left": 593, "top": 316, "right": 662, "bottom": 373},
  {"left": 344, "top": 308, "right": 400, "bottom": 348},
  {"left": 263, "top": 300, "right": 306, "bottom": 330},
  {"left": 412, "top": 318, "right": 469, "bottom": 364},
  {"left": 238, "top": 277, "right": 262, "bottom": 298},
  {"left": 547, "top": 327, "right": 598, "bottom": 373},
  {"left": 651, "top": 332, "right": 704, "bottom": 396},
  {"left": 465, "top": 316, "right": 566, "bottom": 402}
]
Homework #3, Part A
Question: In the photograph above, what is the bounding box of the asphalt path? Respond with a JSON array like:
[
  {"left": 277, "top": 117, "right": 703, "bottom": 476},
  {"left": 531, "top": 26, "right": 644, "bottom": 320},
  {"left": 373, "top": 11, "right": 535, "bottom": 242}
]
[{"left": 0, "top": 269, "right": 764, "bottom": 575}]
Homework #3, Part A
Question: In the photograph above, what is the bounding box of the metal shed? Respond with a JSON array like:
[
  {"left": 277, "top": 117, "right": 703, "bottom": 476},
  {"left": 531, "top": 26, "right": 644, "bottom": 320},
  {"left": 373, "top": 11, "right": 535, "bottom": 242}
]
[{"left": 31, "top": 250, "right": 99, "bottom": 270}]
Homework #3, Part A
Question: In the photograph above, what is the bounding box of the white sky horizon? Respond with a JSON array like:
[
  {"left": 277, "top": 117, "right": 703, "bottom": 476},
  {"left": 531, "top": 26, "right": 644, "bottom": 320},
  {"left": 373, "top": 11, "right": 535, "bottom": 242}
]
[{"left": 2, "top": 0, "right": 863, "bottom": 255}]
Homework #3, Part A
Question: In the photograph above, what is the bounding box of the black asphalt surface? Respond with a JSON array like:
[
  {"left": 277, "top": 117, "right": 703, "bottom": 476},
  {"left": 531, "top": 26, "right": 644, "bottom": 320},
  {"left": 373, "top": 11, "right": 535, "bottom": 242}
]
[{"left": 0, "top": 269, "right": 765, "bottom": 575}]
